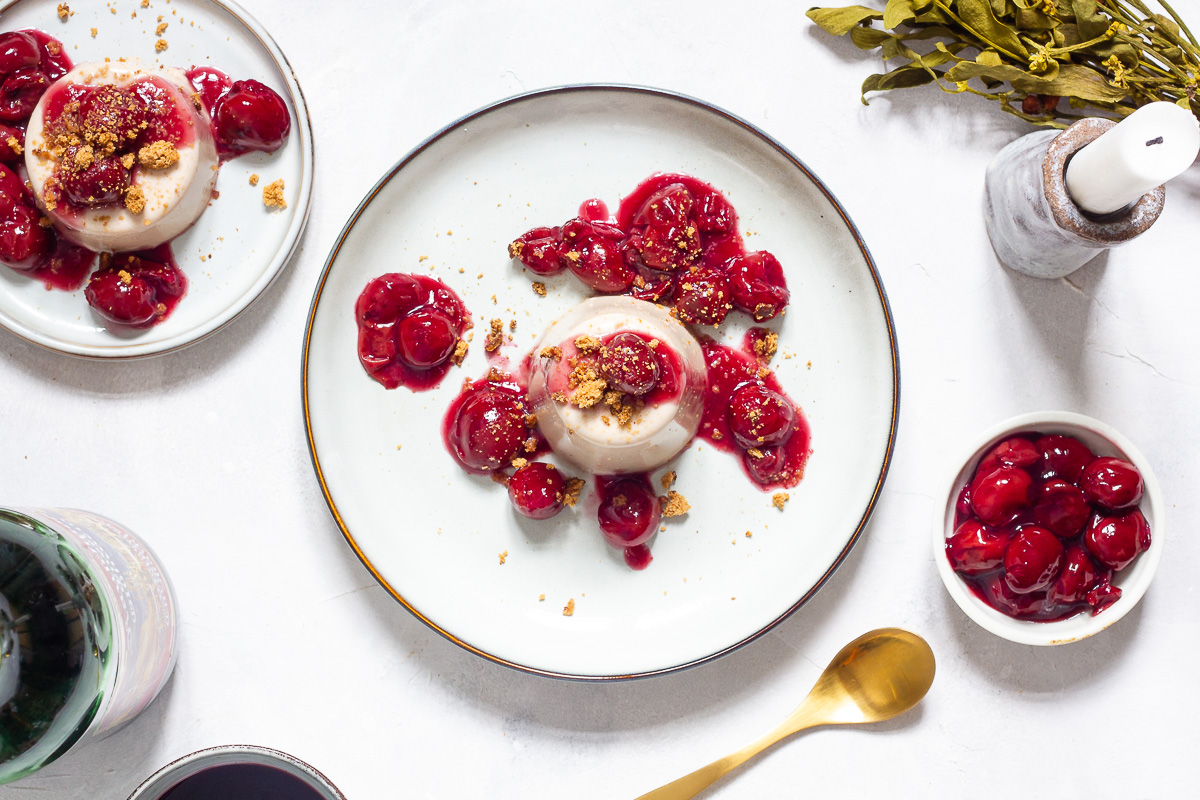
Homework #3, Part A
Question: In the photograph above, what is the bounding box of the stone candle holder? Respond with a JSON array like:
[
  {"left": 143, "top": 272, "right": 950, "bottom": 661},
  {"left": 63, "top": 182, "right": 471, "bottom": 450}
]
[{"left": 983, "top": 118, "right": 1165, "bottom": 279}]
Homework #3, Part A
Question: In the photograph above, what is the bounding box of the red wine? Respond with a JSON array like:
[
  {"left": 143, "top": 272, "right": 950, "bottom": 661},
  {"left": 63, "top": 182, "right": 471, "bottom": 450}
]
[{"left": 160, "top": 763, "right": 327, "bottom": 800}]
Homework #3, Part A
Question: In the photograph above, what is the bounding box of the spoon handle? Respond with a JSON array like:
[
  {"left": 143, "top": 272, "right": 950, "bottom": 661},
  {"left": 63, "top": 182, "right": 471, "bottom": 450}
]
[{"left": 633, "top": 712, "right": 822, "bottom": 800}]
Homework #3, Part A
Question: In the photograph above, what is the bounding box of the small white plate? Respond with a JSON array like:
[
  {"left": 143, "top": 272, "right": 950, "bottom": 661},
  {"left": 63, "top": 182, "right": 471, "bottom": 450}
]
[
  {"left": 304, "top": 87, "right": 899, "bottom": 679},
  {"left": 0, "top": 0, "right": 313, "bottom": 358}
]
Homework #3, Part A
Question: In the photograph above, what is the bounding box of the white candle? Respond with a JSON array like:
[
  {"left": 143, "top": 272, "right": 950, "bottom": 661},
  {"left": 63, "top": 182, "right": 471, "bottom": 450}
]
[{"left": 1064, "top": 101, "right": 1199, "bottom": 216}]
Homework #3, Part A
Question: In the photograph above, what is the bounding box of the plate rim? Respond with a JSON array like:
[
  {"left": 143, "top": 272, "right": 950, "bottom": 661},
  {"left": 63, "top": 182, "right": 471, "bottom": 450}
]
[
  {"left": 0, "top": 0, "right": 315, "bottom": 360},
  {"left": 301, "top": 83, "right": 901, "bottom": 681}
]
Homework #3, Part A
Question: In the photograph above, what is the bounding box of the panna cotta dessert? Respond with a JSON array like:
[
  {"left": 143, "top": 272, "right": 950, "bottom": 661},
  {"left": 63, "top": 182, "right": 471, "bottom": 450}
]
[
  {"left": 528, "top": 296, "right": 706, "bottom": 475},
  {"left": 23, "top": 58, "right": 219, "bottom": 253}
]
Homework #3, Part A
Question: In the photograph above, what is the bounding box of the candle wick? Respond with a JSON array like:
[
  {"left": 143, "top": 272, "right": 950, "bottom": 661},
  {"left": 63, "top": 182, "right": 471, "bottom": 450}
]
[{"left": 1146, "top": 136, "right": 1165, "bottom": 146}]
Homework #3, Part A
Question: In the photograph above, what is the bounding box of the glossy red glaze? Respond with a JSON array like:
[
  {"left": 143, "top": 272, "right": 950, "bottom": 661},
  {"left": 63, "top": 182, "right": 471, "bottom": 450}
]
[
  {"left": 945, "top": 520, "right": 1011, "bottom": 576},
  {"left": 1002, "top": 526, "right": 1064, "bottom": 594},
  {"left": 969, "top": 466, "right": 1032, "bottom": 526},
  {"left": 1085, "top": 509, "right": 1151, "bottom": 571},
  {"left": 185, "top": 66, "right": 233, "bottom": 116}
]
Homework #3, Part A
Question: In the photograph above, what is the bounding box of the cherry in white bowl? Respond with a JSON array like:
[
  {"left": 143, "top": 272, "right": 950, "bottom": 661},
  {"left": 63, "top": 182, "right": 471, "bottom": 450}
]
[{"left": 933, "top": 411, "right": 1163, "bottom": 646}]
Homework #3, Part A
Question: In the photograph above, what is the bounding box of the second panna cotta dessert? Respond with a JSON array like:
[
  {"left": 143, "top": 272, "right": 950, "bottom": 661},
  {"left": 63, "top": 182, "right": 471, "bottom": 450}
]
[
  {"left": 528, "top": 296, "right": 706, "bottom": 475},
  {"left": 23, "top": 58, "right": 219, "bottom": 253}
]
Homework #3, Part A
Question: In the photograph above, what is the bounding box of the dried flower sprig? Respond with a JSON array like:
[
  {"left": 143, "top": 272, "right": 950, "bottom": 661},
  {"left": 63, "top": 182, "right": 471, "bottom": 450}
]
[{"left": 807, "top": 0, "right": 1200, "bottom": 127}]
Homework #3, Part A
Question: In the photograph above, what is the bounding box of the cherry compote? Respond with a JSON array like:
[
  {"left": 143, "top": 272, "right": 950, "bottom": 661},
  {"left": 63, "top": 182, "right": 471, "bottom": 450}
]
[
  {"left": 355, "top": 273, "right": 470, "bottom": 391},
  {"left": 508, "top": 174, "right": 789, "bottom": 326},
  {"left": 595, "top": 474, "right": 662, "bottom": 569},
  {"left": 948, "top": 431, "right": 1152, "bottom": 621}
]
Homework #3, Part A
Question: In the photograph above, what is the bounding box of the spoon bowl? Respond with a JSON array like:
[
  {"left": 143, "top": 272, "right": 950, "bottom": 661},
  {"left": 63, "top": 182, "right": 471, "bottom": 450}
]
[{"left": 635, "top": 628, "right": 934, "bottom": 800}]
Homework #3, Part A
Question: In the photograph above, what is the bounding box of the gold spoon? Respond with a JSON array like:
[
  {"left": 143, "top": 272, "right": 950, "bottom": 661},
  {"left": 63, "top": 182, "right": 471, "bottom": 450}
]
[{"left": 634, "top": 628, "right": 936, "bottom": 800}]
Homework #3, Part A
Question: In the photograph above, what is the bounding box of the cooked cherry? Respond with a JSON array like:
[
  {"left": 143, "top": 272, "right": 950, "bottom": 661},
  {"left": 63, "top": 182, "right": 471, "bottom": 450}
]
[
  {"left": 597, "top": 478, "right": 661, "bottom": 549},
  {"left": 85, "top": 257, "right": 185, "bottom": 326},
  {"left": 977, "top": 436, "right": 1040, "bottom": 476},
  {"left": 510, "top": 226, "right": 565, "bottom": 276},
  {"left": 728, "top": 383, "right": 795, "bottom": 448},
  {"left": 743, "top": 445, "right": 789, "bottom": 485},
  {"left": 561, "top": 219, "right": 634, "bottom": 292},
  {"left": 396, "top": 309, "right": 457, "bottom": 369},
  {"left": 78, "top": 85, "right": 147, "bottom": 144},
  {"left": 0, "top": 202, "right": 49, "bottom": 270},
  {"left": 0, "top": 122, "right": 22, "bottom": 164},
  {"left": 969, "top": 465, "right": 1032, "bottom": 526},
  {"left": 599, "top": 333, "right": 660, "bottom": 395},
  {"left": 0, "top": 68, "right": 49, "bottom": 123},
  {"left": 945, "top": 520, "right": 1010, "bottom": 576},
  {"left": 627, "top": 184, "right": 701, "bottom": 271},
  {"left": 356, "top": 273, "right": 424, "bottom": 324},
  {"left": 445, "top": 386, "right": 527, "bottom": 473},
  {"left": 1084, "top": 510, "right": 1151, "bottom": 571},
  {"left": 1003, "top": 526, "right": 1064, "bottom": 594},
  {"left": 985, "top": 574, "right": 1048, "bottom": 617},
  {"left": 0, "top": 31, "right": 40, "bottom": 76},
  {"left": 212, "top": 79, "right": 291, "bottom": 155},
  {"left": 0, "top": 163, "right": 27, "bottom": 210},
  {"left": 728, "top": 251, "right": 789, "bottom": 321},
  {"left": 1032, "top": 479, "right": 1091, "bottom": 538},
  {"left": 1048, "top": 544, "right": 1099, "bottom": 605},
  {"left": 1037, "top": 434, "right": 1094, "bottom": 482},
  {"left": 675, "top": 268, "right": 732, "bottom": 325},
  {"left": 1086, "top": 581, "right": 1122, "bottom": 613},
  {"left": 508, "top": 462, "right": 568, "bottom": 520},
  {"left": 691, "top": 188, "right": 734, "bottom": 234},
  {"left": 1080, "top": 457, "right": 1144, "bottom": 510},
  {"left": 57, "top": 148, "right": 130, "bottom": 207},
  {"left": 186, "top": 66, "right": 233, "bottom": 115}
]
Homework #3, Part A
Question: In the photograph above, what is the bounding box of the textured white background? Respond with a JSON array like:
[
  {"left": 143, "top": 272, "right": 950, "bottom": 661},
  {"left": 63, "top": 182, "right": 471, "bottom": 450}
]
[{"left": 3, "top": 0, "right": 1197, "bottom": 797}]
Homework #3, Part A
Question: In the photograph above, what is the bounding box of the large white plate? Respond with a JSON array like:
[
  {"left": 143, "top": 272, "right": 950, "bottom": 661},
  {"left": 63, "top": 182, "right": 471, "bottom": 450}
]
[
  {"left": 0, "top": 0, "right": 313, "bottom": 358},
  {"left": 303, "top": 87, "right": 898, "bottom": 679}
]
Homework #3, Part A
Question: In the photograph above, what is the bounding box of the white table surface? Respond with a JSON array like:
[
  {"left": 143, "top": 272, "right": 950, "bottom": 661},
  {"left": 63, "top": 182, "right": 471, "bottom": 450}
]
[{"left": 4, "top": 1, "right": 1197, "bottom": 797}]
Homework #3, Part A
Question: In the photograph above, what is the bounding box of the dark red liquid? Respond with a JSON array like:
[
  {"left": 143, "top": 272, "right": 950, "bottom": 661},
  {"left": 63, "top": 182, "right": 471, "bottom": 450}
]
[
  {"left": 698, "top": 332, "right": 810, "bottom": 490},
  {"left": 159, "top": 763, "right": 328, "bottom": 800}
]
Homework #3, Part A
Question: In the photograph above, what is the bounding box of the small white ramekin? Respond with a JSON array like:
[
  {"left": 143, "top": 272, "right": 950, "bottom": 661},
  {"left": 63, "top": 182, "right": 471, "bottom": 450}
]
[
  {"left": 933, "top": 411, "right": 1164, "bottom": 646},
  {"left": 126, "top": 745, "right": 345, "bottom": 800}
]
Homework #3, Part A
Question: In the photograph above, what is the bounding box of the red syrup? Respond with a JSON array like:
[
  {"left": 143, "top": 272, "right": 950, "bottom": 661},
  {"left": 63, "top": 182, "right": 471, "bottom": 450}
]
[
  {"left": 356, "top": 273, "right": 471, "bottom": 391},
  {"left": 0, "top": 28, "right": 292, "bottom": 326},
  {"left": 158, "top": 763, "right": 327, "bottom": 800},
  {"left": 698, "top": 330, "right": 811, "bottom": 490},
  {"left": 947, "top": 432, "right": 1151, "bottom": 622}
]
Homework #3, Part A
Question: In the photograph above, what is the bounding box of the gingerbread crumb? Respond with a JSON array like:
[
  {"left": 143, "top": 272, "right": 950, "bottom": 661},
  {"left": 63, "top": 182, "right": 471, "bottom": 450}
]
[
  {"left": 511, "top": 457, "right": 529, "bottom": 470},
  {"left": 524, "top": 414, "right": 538, "bottom": 428},
  {"left": 498, "top": 551, "right": 508, "bottom": 565},
  {"left": 563, "top": 598, "right": 575, "bottom": 617},
  {"left": 531, "top": 281, "right": 546, "bottom": 297},
  {"left": 120, "top": 152, "right": 135, "bottom": 169},
  {"left": 450, "top": 339, "right": 468, "bottom": 366},
  {"left": 262, "top": 179, "right": 286, "bottom": 209},
  {"left": 507, "top": 239, "right": 523, "bottom": 259},
  {"left": 249, "top": 173, "right": 259, "bottom": 186},
  {"left": 660, "top": 491, "right": 690, "bottom": 517},
  {"left": 746, "top": 447, "right": 764, "bottom": 460},
  {"left": 73, "top": 145, "right": 94, "bottom": 170},
  {"left": 117, "top": 269, "right": 133, "bottom": 285},
  {"left": 137, "top": 140, "right": 178, "bottom": 170},
  {"left": 563, "top": 478, "right": 585, "bottom": 507},
  {"left": 90, "top": 27, "right": 97, "bottom": 37},
  {"left": 772, "top": 492, "right": 789, "bottom": 510},
  {"left": 574, "top": 335, "right": 602, "bottom": 353},
  {"left": 485, "top": 318, "right": 504, "bottom": 352},
  {"left": 753, "top": 331, "right": 779, "bottom": 362},
  {"left": 123, "top": 185, "right": 146, "bottom": 214},
  {"left": 745, "top": 531, "right": 753, "bottom": 538},
  {"left": 156, "top": 22, "right": 168, "bottom": 35},
  {"left": 523, "top": 437, "right": 538, "bottom": 453},
  {"left": 539, "top": 345, "right": 562, "bottom": 361},
  {"left": 539, "top": 594, "right": 545, "bottom": 601},
  {"left": 661, "top": 471, "right": 676, "bottom": 490},
  {"left": 154, "top": 38, "right": 168, "bottom": 52},
  {"left": 3, "top": 136, "right": 21, "bottom": 157},
  {"left": 57, "top": 3, "right": 69, "bottom": 19}
]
